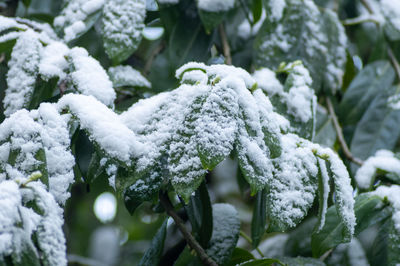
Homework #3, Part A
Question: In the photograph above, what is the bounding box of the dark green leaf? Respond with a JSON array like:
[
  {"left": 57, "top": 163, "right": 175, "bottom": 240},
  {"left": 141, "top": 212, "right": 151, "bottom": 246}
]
[
  {"left": 186, "top": 181, "right": 213, "bottom": 248},
  {"left": 338, "top": 61, "right": 395, "bottom": 126},
  {"left": 251, "top": 189, "right": 267, "bottom": 248},
  {"left": 252, "top": 0, "right": 262, "bottom": 25},
  {"left": 350, "top": 87, "right": 400, "bottom": 167},
  {"left": 28, "top": 77, "right": 58, "bottom": 110},
  {"left": 225, "top": 248, "right": 255, "bottom": 266},
  {"left": 278, "top": 256, "right": 325, "bottom": 266},
  {"left": 388, "top": 219, "right": 400, "bottom": 265},
  {"left": 22, "top": 0, "right": 31, "bottom": 8},
  {"left": 312, "top": 193, "right": 391, "bottom": 257},
  {"left": 238, "top": 258, "right": 284, "bottom": 266},
  {"left": 314, "top": 107, "right": 336, "bottom": 148},
  {"left": 138, "top": 219, "right": 168, "bottom": 266}
]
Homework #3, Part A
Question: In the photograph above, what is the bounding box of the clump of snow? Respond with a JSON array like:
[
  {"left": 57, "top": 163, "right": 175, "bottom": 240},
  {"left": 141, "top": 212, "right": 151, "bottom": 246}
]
[
  {"left": 3, "top": 30, "right": 41, "bottom": 117},
  {"left": 238, "top": 8, "right": 267, "bottom": 39},
  {"left": 355, "top": 150, "right": 400, "bottom": 189},
  {"left": 268, "top": 0, "right": 286, "bottom": 21},
  {"left": 108, "top": 65, "right": 151, "bottom": 89},
  {"left": 197, "top": 0, "right": 235, "bottom": 12},
  {"left": 67, "top": 47, "right": 116, "bottom": 107},
  {"left": 39, "top": 42, "right": 69, "bottom": 81}
]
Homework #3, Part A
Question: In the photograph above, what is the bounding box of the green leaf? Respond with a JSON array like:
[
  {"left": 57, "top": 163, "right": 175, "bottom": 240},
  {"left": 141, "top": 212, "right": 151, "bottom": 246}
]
[
  {"left": 186, "top": 181, "right": 213, "bottom": 248},
  {"left": 101, "top": 0, "right": 146, "bottom": 63},
  {"left": 350, "top": 87, "right": 400, "bottom": 165},
  {"left": 251, "top": 189, "right": 267, "bottom": 248},
  {"left": 22, "top": 0, "right": 31, "bottom": 8},
  {"left": 340, "top": 51, "right": 357, "bottom": 92},
  {"left": 138, "top": 219, "right": 168, "bottom": 266},
  {"left": 174, "top": 247, "right": 202, "bottom": 266},
  {"left": 285, "top": 218, "right": 317, "bottom": 257},
  {"left": 338, "top": 61, "right": 395, "bottom": 126},
  {"left": 238, "top": 258, "right": 284, "bottom": 266},
  {"left": 206, "top": 203, "right": 240, "bottom": 265},
  {"left": 277, "top": 256, "right": 325, "bottom": 266},
  {"left": 311, "top": 193, "right": 391, "bottom": 257},
  {"left": 225, "top": 248, "right": 255, "bottom": 266},
  {"left": 252, "top": 0, "right": 262, "bottom": 25},
  {"left": 313, "top": 107, "right": 336, "bottom": 148},
  {"left": 28, "top": 76, "right": 58, "bottom": 110},
  {"left": 255, "top": 0, "right": 347, "bottom": 94},
  {"left": 388, "top": 219, "right": 400, "bottom": 265}
]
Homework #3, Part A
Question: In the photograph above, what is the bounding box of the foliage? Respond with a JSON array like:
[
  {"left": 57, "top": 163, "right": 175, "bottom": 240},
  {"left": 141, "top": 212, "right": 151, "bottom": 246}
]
[{"left": 0, "top": 0, "right": 400, "bottom": 265}]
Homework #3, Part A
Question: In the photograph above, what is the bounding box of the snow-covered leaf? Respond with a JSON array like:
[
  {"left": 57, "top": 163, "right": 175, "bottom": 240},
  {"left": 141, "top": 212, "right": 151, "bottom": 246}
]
[
  {"left": 254, "top": 0, "right": 347, "bottom": 94},
  {"left": 108, "top": 65, "right": 151, "bottom": 89},
  {"left": 101, "top": 0, "right": 146, "bottom": 63},
  {"left": 3, "top": 30, "right": 41, "bottom": 117},
  {"left": 196, "top": 0, "right": 235, "bottom": 33},
  {"left": 381, "top": 0, "right": 400, "bottom": 41},
  {"left": 53, "top": 0, "right": 104, "bottom": 42}
]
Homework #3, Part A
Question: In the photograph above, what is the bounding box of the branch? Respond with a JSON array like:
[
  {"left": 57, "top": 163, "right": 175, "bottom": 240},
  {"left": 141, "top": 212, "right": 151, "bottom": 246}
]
[
  {"left": 218, "top": 24, "right": 232, "bottom": 65},
  {"left": 326, "top": 98, "right": 364, "bottom": 166},
  {"left": 342, "top": 15, "right": 380, "bottom": 26},
  {"left": 159, "top": 192, "right": 218, "bottom": 266}
]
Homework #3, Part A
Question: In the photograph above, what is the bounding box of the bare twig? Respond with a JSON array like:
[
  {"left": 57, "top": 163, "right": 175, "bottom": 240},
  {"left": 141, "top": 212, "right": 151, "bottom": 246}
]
[
  {"left": 144, "top": 42, "right": 165, "bottom": 76},
  {"left": 342, "top": 15, "right": 380, "bottom": 26},
  {"left": 218, "top": 24, "right": 232, "bottom": 65},
  {"left": 159, "top": 192, "right": 218, "bottom": 266},
  {"left": 326, "top": 98, "right": 364, "bottom": 166}
]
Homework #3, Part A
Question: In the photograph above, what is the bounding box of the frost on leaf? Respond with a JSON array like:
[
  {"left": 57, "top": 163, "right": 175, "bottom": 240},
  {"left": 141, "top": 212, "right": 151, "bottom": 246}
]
[
  {"left": 101, "top": 0, "right": 146, "bottom": 63},
  {"left": 255, "top": 0, "right": 347, "bottom": 94},
  {"left": 3, "top": 30, "right": 41, "bottom": 117},
  {"left": 355, "top": 150, "right": 400, "bottom": 190},
  {"left": 54, "top": 0, "right": 104, "bottom": 42}
]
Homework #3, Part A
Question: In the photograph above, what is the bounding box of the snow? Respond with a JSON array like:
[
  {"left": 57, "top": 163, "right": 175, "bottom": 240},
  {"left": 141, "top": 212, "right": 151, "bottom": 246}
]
[
  {"left": 108, "top": 65, "right": 151, "bottom": 89},
  {"left": 316, "top": 157, "right": 330, "bottom": 231},
  {"left": 54, "top": 0, "right": 105, "bottom": 42},
  {"left": 58, "top": 94, "right": 146, "bottom": 164},
  {"left": 373, "top": 185, "right": 400, "bottom": 234},
  {"left": 39, "top": 42, "right": 69, "bottom": 80},
  {"left": 268, "top": 0, "right": 286, "bottom": 21},
  {"left": 197, "top": 0, "right": 235, "bottom": 12},
  {"left": 158, "top": 0, "right": 179, "bottom": 3},
  {"left": 67, "top": 47, "right": 116, "bottom": 107},
  {"left": 238, "top": 8, "right": 267, "bottom": 39},
  {"left": 253, "top": 68, "right": 283, "bottom": 96},
  {"left": 3, "top": 30, "right": 41, "bottom": 117},
  {"left": 355, "top": 150, "right": 400, "bottom": 189}
]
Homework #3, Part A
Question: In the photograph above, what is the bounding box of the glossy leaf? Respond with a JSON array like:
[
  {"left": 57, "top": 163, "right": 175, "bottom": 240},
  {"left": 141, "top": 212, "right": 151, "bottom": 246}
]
[
  {"left": 138, "top": 219, "right": 168, "bottom": 266},
  {"left": 251, "top": 189, "right": 267, "bottom": 248},
  {"left": 226, "top": 248, "right": 255, "bottom": 266}
]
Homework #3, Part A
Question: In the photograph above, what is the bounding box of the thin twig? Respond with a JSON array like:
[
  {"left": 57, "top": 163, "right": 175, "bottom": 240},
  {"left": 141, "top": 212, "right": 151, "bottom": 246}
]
[
  {"left": 144, "top": 42, "right": 165, "bottom": 76},
  {"left": 319, "top": 249, "right": 333, "bottom": 261},
  {"left": 218, "top": 24, "right": 232, "bottom": 65},
  {"left": 387, "top": 46, "right": 400, "bottom": 83},
  {"left": 326, "top": 98, "right": 364, "bottom": 166},
  {"left": 239, "top": 230, "right": 264, "bottom": 258},
  {"left": 159, "top": 192, "right": 218, "bottom": 266},
  {"left": 342, "top": 15, "right": 380, "bottom": 26}
]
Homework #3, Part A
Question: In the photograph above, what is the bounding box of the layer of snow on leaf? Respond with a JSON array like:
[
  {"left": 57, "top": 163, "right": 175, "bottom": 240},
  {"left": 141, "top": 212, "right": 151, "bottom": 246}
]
[
  {"left": 58, "top": 94, "right": 146, "bottom": 164},
  {"left": 54, "top": 0, "right": 105, "bottom": 42},
  {"left": 108, "top": 65, "right": 151, "bottom": 88},
  {"left": 372, "top": 185, "right": 400, "bottom": 233},
  {"left": 3, "top": 30, "right": 41, "bottom": 117},
  {"left": 35, "top": 103, "right": 75, "bottom": 205},
  {"left": 0, "top": 181, "right": 22, "bottom": 257},
  {"left": 68, "top": 47, "right": 116, "bottom": 107},
  {"left": 238, "top": 8, "right": 266, "bottom": 39},
  {"left": 355, "top": 150, "right": 400, "bottom": 189},
  {"left": 39, "top": 41, "right": 69, "bottom": 80},
  {"left": 197, "top": 0, "right": 235, "bottom": 12},
  {"left": 316, "top": 157, "right": 330, "bottom": 231}
]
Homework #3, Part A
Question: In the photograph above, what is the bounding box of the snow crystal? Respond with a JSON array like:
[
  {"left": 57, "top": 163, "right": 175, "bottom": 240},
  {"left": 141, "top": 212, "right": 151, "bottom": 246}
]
[
  {"left": 355, "top": 150, "right": 400, "bottom": 189},
  {"left": 108, "top": 65, "right": 151, "bottom": 89},
  {"left": 197, "top": 0, "right": 235, "bottom": 12},
  {"left": 67, "top": 47, "right": 116, "bottom": 107},
  {"left": 3, "top": 30, "right": 41, "bottom": 117}
]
